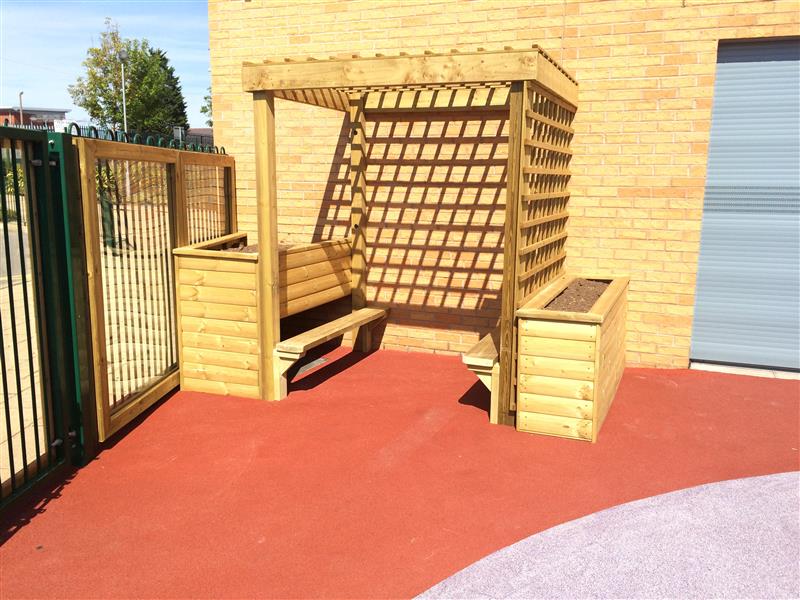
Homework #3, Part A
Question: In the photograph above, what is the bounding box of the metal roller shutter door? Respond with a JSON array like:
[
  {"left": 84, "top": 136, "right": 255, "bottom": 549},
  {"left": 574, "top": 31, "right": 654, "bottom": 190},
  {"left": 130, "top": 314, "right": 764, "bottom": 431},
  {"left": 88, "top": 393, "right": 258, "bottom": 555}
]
[{"left": 691, "top": 39, "right": 800, "bottom": 370}]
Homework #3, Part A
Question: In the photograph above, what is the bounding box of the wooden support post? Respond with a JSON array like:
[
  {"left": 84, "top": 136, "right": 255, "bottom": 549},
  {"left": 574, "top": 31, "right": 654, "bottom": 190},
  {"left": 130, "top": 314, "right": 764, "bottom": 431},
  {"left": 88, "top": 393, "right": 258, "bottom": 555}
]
[
  {"left": 173, "top": 152, "right": 189, "bottom": 247},
  {"left": 497, "top": 81, "right": 526, "bottom": 427},
  {"left": 74, "top": 138, "right": 112, "bottom": 441},
  {"left": 348, "top": 93, "right": 370, "bottom": 352},
  {"left": 253, "top": 91, "right": 281, "bottom": 400}
]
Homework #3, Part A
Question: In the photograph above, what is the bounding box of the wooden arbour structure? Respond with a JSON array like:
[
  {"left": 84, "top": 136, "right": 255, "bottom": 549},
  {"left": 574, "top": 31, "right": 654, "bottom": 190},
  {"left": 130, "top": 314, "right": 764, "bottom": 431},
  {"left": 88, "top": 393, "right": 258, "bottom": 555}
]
[{"left": 243, "top": 46, "right": 578, "bottom": 425}]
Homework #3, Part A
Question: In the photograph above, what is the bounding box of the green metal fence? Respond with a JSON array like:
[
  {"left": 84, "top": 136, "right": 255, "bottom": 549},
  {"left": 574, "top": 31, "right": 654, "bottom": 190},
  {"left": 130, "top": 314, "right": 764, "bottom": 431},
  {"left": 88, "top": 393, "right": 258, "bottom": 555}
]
[
  {"left": 0, "top": 128, "right": 86, "bottom": 507},
  {"left": 0, "top": 124, "right": 236, "bottom": 509}
]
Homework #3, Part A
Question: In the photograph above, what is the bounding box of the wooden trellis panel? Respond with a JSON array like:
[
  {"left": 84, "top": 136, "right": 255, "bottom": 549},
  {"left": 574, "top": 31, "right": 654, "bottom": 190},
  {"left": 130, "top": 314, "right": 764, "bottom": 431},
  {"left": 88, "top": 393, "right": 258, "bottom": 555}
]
[
  {"left": 497, "top": 82, "right": 577, "bottom": 421},
  {"left": 517, "top": 84, "right": 576, "bottom": 308}
]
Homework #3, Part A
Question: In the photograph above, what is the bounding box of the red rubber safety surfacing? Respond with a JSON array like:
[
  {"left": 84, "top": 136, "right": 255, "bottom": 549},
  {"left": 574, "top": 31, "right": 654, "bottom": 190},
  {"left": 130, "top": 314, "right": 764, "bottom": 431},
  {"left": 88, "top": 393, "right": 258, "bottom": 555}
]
[{"left": 1, "top": 349, "right": 798, "bottom": 599}]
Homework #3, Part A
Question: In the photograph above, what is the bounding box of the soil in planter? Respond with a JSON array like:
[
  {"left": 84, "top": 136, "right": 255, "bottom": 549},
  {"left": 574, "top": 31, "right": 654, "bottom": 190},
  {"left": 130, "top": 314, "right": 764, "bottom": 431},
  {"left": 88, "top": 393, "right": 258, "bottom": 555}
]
[
  {"left": 228, "top": 243, "right": 296, "bottom": 253},
  {"left": 545, "top": 278, "right": 609, "bottom": 312},
  {"left": 231, "top": 243, "right": 258, "bottom": 253}
]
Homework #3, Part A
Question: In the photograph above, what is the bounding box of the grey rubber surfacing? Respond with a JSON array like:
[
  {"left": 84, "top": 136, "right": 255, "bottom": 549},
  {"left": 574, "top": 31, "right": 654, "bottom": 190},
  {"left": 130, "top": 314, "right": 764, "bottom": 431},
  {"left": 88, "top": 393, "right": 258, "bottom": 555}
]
[{"left": 418, "top": 472, "right": 800, "bottom": 599}]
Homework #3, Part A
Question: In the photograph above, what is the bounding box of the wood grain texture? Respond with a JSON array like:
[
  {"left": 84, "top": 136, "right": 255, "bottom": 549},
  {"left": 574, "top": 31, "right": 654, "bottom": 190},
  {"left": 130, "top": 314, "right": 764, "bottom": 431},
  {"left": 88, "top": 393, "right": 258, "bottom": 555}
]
[
  {"left": 517, "top": 411, "right": 592, "bottom": 441},
  {"left": 181, "top": 377, "right": 259, "bottom": 399},
  {"left": 242, "top": 48, "right": 578, "bottom": 97},
  {"left": 180, "top": 316, "right": 258, "bottom": 338},
  {"left": 517, "top": 393, "right": 593, "bottom": 420},
  {"left": 463, "top": 331, "right": 499, "bottom": 369},
  {"left": 253, "top": 91, "right": 281, "bottom": 400},
  {"left": 276, "top": 307, "right": 386, "bottom": 355},
  {"left": 516, "top": 275, "right": 627, "bottom": 442},
  {"left": 174, "top": 231, "right": 356, "bottom": 399},
  {"left": 497, "top": 81, "right": 525, "bottom": 427}
]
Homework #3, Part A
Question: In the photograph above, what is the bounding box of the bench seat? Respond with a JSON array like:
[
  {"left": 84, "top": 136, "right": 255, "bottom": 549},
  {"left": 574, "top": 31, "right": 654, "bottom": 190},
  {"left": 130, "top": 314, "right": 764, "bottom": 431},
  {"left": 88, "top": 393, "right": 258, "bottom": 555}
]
[
  {"left": 274, "top": 307, "right": 387, "bottom": 398},
  {"left": 463, "top": 330, "right": 501, "bottom": 424}
]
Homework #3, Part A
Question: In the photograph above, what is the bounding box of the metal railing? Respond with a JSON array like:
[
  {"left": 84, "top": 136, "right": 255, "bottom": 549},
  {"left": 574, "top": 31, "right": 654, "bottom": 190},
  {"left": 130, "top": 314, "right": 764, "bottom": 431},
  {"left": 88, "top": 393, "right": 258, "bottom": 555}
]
[
  {"left": 0, "top": 123, "right": 237, "bottom": 507},
  {"left": 0, "top": 127, "right": 82, "bottom": 507},
  {"left": 2, "top": 120, "right": 222, "bottom": 154}
]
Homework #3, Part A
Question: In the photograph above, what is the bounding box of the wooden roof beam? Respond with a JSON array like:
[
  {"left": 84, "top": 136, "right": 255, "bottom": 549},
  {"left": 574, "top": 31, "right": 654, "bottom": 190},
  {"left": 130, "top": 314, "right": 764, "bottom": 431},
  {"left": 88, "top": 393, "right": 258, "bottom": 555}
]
[{"left": 242, "top": 48, "right": 578, "bottom": 108}]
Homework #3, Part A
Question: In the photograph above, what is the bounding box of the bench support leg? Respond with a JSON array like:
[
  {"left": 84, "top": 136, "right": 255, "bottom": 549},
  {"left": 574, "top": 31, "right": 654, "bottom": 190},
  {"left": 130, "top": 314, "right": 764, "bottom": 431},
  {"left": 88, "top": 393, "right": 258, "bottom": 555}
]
[
  {"left": 355, "top": 325, "right": 372, "bottom": 353},
  {"left": 274, "top": 351, "right": 302, "bottom": 400},
  {"left": 473, "top": 363, "right": 501, "bottom": 425}
]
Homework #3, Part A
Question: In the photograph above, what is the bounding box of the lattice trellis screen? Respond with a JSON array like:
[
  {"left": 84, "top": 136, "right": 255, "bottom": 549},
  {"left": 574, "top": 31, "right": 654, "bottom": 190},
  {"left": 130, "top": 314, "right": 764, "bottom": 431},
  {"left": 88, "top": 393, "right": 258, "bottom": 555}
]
[{"left": 517, "top": 84, "right": 576, "bottom": 308}]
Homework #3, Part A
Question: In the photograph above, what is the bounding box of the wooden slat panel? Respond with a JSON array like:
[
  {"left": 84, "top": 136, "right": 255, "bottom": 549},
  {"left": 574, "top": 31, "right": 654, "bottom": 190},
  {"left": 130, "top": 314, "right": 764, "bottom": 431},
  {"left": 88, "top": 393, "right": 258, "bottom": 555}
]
[
  {"left": 518, "top": 373, "right": 594, "bottom": 400},
  {"left": 178, "top": 285, "right": 257, "bottom": 307},
  {"left": 518, "top": 355, "right": 594, "bottom": 381},
  {"left": 522, "top": 166, "right": 572, "bottom": 176},
  {"left": 519, "top": 319, "right": 597, "bottom": 341},
  {"left": 176, "top": 256, "right": 257, "bottom": 274},
  {"left": 518, "top": 231, "right": 568, "bottom": 257},
  {"left": 279, "top": 240, "right": 351, "bottom": 271},
  {"left": 183, "top": 347, "right": 259, "bottom": 371},
  {"left": 182, "top": 377, "right": 260, "bottom": 399},
  {"left": 281, "top": 256, "right": 350, "bottom": 286},
  {"left": 519, "top": 211, "right": 569, "bottom": 230},
  {"left": 364, "top": 85, "right": 510, "bottom": 112},
  {"left": 179, "top": 300, "right": 258, "bottom": 322},
  {"left": 275, "top": 88, "right": 350, "bottom": 111},
  {"left": 182, "top": 362, "right": 259, "bottom": 386},
  {"left": 282, "top": 269, "right": 352, "bottom": 302},
  {"left": 182, "top": 332, "right": 259, "bottom": 355},
  {"left": 518, "top": 336, "right": 595, "bottom": 361},
  {"left": 522, "top": 192, "right": 570, "bottom": 202},
  {"left": 517, "top": 251, "right": 567, "bottom": 285},
  {"left": 281, "top": 282, "right": 351, "bottom": 318},
  {"left": 178, "top": 269, "right": 256, "bottom": 290},
  {"left": 517, "top": 393, "right": 593, "bottom": 420},
  {"left": 517, "top": 411, "right": 592, "bottom": 441},
  {"left": 282, "top": 238, "right": 350, "bottom": 256},
  {"left": 524, "top": 109, "right": 575, "bottom": 134},
  {"left": 180, "top": 315, "right": 258, "bottom": 338},
  {"left": 524, "top": 139, "right": 573, "bottom": 155}
]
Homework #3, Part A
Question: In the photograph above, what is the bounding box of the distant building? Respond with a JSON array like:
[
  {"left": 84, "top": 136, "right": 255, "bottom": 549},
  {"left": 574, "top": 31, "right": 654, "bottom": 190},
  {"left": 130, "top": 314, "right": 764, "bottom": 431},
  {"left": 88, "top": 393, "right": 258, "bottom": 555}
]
[
  {"left": 0, "top": 106, "right": 70, "bottom": 128},
  {"left": 181, "top": 127, "right": 214, "bottom": 147}
]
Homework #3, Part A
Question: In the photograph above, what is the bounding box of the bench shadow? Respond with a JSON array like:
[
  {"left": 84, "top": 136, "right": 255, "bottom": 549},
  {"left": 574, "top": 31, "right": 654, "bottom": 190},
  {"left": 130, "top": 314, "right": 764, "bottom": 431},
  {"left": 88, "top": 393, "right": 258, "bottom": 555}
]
[
  {"left": 287, "top": 339, "right": 371, "bottom": 393},
  {"left": 457, "top": 380, "right": 491, "bottom": 416}
]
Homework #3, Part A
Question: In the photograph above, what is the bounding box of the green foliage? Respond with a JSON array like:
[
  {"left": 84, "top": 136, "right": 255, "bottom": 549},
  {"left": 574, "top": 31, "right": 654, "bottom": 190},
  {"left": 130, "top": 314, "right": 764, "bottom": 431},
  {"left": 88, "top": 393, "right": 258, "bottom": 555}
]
[
  {"left": 69, "top": 18, "right": 189, "bottom": 136},
  {"left": 200, "top": 87, "right": 212, "bottom": 127},
  {"left": 2, "top": 162, "right": 25, "bottom": 198},
  {"left": 1, "top": 161, "right": 25, "bottom": 222}
]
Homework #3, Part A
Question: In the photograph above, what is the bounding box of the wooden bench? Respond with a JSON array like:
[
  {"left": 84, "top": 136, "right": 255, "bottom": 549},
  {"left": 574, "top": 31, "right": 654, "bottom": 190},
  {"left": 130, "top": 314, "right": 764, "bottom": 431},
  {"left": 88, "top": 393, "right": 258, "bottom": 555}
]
[
  {"left": 274, "top": 307, "right": 387, "bottom": 399},
  {"left": 462, "top": 330, "right": 501, "bottom": 424}
]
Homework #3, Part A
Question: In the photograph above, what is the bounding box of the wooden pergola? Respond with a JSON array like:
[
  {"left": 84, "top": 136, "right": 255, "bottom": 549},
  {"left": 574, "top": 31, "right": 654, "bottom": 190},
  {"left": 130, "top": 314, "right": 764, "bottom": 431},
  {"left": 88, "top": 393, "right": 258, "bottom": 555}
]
[{"left": 242, "top": 46, "right": 578, "bottom": 425}]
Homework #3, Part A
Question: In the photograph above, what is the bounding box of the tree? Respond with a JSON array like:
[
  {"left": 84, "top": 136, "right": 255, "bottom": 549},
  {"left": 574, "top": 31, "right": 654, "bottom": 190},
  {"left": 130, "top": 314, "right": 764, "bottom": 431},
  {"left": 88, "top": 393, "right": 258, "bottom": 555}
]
[
  {"left": 200, "top": 87, "right": 212, "bottom": 127},
  {"left": 69, "top": 19, "right": 189, "bottom": 136}
]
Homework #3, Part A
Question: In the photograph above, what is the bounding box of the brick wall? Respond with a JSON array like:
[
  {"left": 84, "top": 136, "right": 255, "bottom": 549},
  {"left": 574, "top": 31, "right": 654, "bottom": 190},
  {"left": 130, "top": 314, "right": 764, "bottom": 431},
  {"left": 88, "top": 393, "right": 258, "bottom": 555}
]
[{"left": 208, "top": 0, "right": 800, "bottom": 367}]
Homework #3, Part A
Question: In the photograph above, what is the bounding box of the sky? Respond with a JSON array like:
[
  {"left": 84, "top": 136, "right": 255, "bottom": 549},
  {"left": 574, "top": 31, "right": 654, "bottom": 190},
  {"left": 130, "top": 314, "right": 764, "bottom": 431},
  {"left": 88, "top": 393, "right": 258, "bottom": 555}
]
[{"left": 0, "top": 0, "right": 210, "bottom": 127}]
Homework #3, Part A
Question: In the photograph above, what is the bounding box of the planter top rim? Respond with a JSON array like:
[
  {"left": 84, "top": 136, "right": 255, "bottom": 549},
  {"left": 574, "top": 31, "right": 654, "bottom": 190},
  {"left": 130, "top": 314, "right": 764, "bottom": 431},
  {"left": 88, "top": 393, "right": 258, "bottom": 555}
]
[
  {"left": 516, "top": 274, "right": 628, "bottom": 324},
  {"left": 173, "top": 232, "right": 352, "bottom": 261}
]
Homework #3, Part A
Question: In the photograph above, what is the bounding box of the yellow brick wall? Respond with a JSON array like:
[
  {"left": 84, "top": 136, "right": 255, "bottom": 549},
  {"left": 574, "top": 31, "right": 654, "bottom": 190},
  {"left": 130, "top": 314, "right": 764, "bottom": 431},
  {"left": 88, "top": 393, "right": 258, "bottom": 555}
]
[{"left": 208, "top": 0, "right": 800, "bottom": 367}]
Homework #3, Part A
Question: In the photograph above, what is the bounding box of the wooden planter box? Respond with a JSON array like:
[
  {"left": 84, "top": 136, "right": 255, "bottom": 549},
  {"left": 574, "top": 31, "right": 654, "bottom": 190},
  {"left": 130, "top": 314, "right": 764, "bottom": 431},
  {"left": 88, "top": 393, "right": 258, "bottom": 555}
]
[
  {"left": 515, "top": 275, "right": 628, "bottom": 442},
  {"left": 173, "top": 232, "right": 352, "bottom": 399}
]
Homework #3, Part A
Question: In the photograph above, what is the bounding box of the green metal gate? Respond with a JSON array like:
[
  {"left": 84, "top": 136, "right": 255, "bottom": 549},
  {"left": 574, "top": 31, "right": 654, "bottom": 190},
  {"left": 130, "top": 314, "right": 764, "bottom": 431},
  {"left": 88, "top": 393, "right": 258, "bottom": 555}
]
[{"left": 0, "top": 127, "right": 86, "bottom": 507}]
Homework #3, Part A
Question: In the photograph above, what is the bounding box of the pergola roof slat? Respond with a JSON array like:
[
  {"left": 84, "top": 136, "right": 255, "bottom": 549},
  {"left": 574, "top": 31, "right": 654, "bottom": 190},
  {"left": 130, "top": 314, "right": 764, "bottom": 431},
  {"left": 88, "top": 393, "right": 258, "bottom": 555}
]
[{"left": 242, "top": 46, "right": 578, "bottom": 112}]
